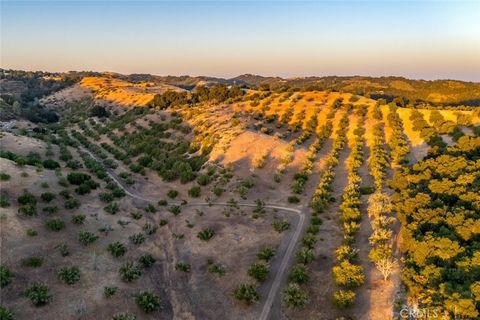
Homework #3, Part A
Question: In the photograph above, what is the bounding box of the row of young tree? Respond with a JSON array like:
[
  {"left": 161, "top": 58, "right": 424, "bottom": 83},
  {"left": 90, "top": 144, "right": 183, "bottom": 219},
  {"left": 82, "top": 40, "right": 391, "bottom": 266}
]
[
  {"left": 331, "top": 107, "right": 366, "bottom": 308},
  {"left": 390, "top": 134, "right": 480, "bottom": 319},
  {"left": 283, "top": 109, "right": 351, "bottom": 310},
  {"left": 291, "top": 106, "right": 335, "bottom": 194}
]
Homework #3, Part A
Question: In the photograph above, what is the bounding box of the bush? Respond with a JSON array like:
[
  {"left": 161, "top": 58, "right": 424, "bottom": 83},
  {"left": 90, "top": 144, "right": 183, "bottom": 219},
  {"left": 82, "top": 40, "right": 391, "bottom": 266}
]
[
  {"left": 157, "top": 199, "right": 167, "bottom": 206},
  {"left": 19, "top": 204, "right": 37, "bottom": 216},
  {"left": 208, "top": 263, "right": 226, "bottom": 276},
  {"left": 257, "top": 247, "right": 276, "bottom": 262},
  {"left": 282, "top": 283, "right": 309, "bottom": 309},
  {"left": 119, "top": 261, "right": 143, "bottom": 282},
  {"left": 0, "top": 305, "right": 13, "bottom": 320},
  {"left": 247, "top": 262, "right": 269, "bottom": 282},
  {"left": 41, "top": 192, "right": 55, "bottom": 203},
  {"left": 0, "top": 265, "right": 14, "bottom": 287},
  {"left": 99, "top": 192, "right": 114, "bottom": 203},
  {"left": 78, "top": 231, "right": 99, "bottom": 246},
  {"left": 287, "top": 195, "right": 300, "bottom": 204},
  {"left": 143, "top": 223, "right": 158, "bottom": 235},
  {"left": 104, "top": 202, "right": 120, "bottom": 214},
  {"left": 169, "top": 205, "right": 181, "bottom": 215},
  {"left": 0, "top": 172, "right": 11, "bottom": 181},
  {"left": 108, "top": 242, "right": 128, "bottom": 257},
  {"left": 67, "top": 172, "right": 92, "bottom": 185},
  {"left": 197, "top": 228, "right": 215, "bottom": 241},
  {"left": 64, "top": 198, "right": 81, "bottom": 209},
  {"left": 71, "top": 214, "right": 86, "bottom": 225},
  {"left": 332, "top": 290, "right": 355, "bottom": 308},
  {"left": 197, "top": 174, "right": 211, "bottom": 186},
  {"left": 129, "top": 233, "right": 145, "bottom": 245},
  {"left": 42, "top": 159, "right": 60, "bottom": 170},
  {"left": 46, "top": 218, "right": 65, "bottom": 231},
  {"left": 0, "top": 195, "right": 10, "bottom": 208},
  {"left": 175, "top": 263, "right": 191, "bottom": 272},
  {"left": 104, "top": 286, "right": 118, "bottom": 298},
  {"left": 24, "top": 283, "right": 51, "bottom": 306},
  {"left": 136, "top": 291, "right": 161, "bottom": 313},
  {"left": 289, "top": 264, "right": 310, "bottom": 284},
  {"left": 188, "top": 186, "right": 201, "bottom": 198},
  {"left": 273, "top": 219, "right": 290, "bottom": 233},
  {"left": 167, "top": 189, "right": 178, "bottom": 198},
  {"left": 23, "top": 256, "right": 43, "bottom": 268},
  {"left": 131, "top": 212, "right": 143, "bottom": 220},
  {"left": 58, "top": 266, "right": 81, "bottom": 285},
  {"left": 112, "top": 313, "right": 136, "bottom": 320},
  {"left": 233, "top": 283, "right": 259, "bottom": 304},
  {"left": 296, "top": 247, "right": 315, "bottom": 265},
  {"left": 18, "top": 191, "right": 36, "bottom": 206},
  {"left": 332, "top": 261, "right": 365, "bottom": 289},
  {"left": 26, "top": 229, "right": 38, "bottom": 236},
  {"left": 139, "top": 254, "right": 156, "bottom": 268},
  {"left": 56, "top": 242, "right": 69, "bottom": 256}
]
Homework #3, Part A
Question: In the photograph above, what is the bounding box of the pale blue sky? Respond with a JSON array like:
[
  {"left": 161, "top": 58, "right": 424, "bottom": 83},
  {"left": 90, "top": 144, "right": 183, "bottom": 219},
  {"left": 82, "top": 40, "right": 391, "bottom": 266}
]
[{"left": 1, "top": 1, "right": 479, "bottom": 81}]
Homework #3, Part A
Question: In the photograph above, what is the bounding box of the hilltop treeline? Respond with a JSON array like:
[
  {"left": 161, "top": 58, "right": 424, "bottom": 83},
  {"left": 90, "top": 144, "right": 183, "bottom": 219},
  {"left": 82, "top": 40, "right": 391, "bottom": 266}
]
[{"left": 149, "top": 84, "right": 244, "bottom": 109}]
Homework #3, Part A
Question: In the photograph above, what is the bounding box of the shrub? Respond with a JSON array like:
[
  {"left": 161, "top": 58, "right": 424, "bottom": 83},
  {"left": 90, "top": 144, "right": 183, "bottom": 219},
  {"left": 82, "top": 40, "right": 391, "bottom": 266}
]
[
  {"left": 104, "top": 286, "right": 118, "bottom": 298},
  {"left": 332, "top": 261, "right": 365, "bottom": 289},
  {"left": 119, "top": 261, "right": 143, "bottom": 282},
  {"left": 67, "top": 172, "right": 92, "bottom": 185},
  {"left": 0, "top": 305, "right": 13, "bottom": 320},
  {"left": 257, "top": 247, "right": 276, "bottom": 262},
  {"left": 131, "top": 212, "right": 143, "bottom": 220},
  {"left": 42, "top": 159, "right": 60, "bottom": 170},
  {"left": 104, "top": 202, "right": 119, "bottom": 214},
  {"left": 332, "top": 290, "right": 355, "bottom": 308},
  {"left": 58, "top": 266, "right": 81, "bottom": 285},
  {"left": 26, "top": 229, "right": 38, "bottom": 236},
  {"left": 143, "top": 223, "right": 158, "bottom": 235},
  {"left": 247, "top": 262, "right": 269, "bottom": 282},
  {"left": 99, "top": 192, "right": 114, "bottom": 203},
  {"left": 0, "top": 172, "right": 10, "bottom": 181},
  {"left": 112, "top": 313, "right": 136, "bottom": 320},
  {"left": 157, "top": 199, "right": 168, "bottom": 206},
  {"left": 56, "top": 242, "right": 69, "bottom": 256},
  {"left": 169, "top": 205, "right": 181, "bottom": 215},
  {"left": 0, "top": 265, "right": 14, "bottom": 287},
  {"left": 24, "top": 283, "right": 51, "bottom": 306},
  {"left": 282, "top": 283, "right": 309, "bottom": 309},
  {"left": 188, "top": 186, "right": 201, "bottom": 198},
  {"left": 159, "top": 219, "right": 168, "bottom": 226},
  {"left": 197, "top": 174, "right": 211, "bottom": 186},
  {"left": 136, "top": 291, "right": 161, "bottom": 313},
  {"left": 175, "top": 263, "right": 191, "bottom": 272},
  {"left": 78, "top": 231, "right": 99, "bottom": 246},
  {"left": 41, "top": 192, "right": 55, "bottom": 203},
  {"left": 23, "top": 256, "right": 43, "bottom": 268},
  {"left": 64, "top": 198, "right": 81, "bottom": 209},
  {"left": 19, "top": 204, "right": 37, "bottom": 216},
  {"left": 18, "top": 191, "right": 36, "bottom": 206},
  {"left": 273, "top": 219, "right": 290, "bottom": 233},
  {"left": 233, "top": 283, "right": 259, "bottom": 304},
  {"left": 289, "top": 264, "right": 310, "bottom": 284},
  {"left": 296, "top": 248, "right": 315, "bottom": 265},
  {"left": 46, "top": 218, "right": 65, "bottom": 231},
  {"left": 197, "top": 228, "right": 215, "bottom": 241},
  {"left": 287, "top": 196, "right": 300, "bottom": 204},
  {"left": 0, "top": 195, "right": 10, "bottom": 208},
  {"left": 167, "top": 189, "right": 178, "bottom": 198},
  {"left": 108, "top": 242, "right": 128, "bottom": 257},
  {"left": 139, "top": 254, "right": 156, "bottom": 268},
  {"left": 71, "top": 214, "right": 86, "bottom": 225},
  {"left": 208, "top": 263, "right": 226, "bottom": 276},
  {"left": 129, "top": 233, "right": 145, "bottom": 245}
]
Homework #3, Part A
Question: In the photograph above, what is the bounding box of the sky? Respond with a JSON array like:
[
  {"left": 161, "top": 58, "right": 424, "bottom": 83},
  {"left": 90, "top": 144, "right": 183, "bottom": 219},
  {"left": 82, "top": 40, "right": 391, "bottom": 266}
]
[{"left": 1, "top": 1, "right": 480, "bottom": 81}]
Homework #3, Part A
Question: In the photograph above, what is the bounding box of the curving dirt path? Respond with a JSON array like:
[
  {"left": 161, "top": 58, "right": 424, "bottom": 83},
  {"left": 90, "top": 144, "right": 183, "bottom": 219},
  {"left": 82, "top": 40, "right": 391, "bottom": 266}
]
[{"left": 78, "top": 145, "right": 306, "bottom": 320}]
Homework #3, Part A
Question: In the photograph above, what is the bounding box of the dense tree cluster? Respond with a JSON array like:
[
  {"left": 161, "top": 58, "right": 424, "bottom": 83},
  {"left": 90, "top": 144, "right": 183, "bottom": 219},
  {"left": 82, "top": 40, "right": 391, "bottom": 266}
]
[
  {"left": 368, "top": 122, "right": 389, "bottom": 191},
  {"left": 390, "top": 135, "right": 480, "bottom": 319}
]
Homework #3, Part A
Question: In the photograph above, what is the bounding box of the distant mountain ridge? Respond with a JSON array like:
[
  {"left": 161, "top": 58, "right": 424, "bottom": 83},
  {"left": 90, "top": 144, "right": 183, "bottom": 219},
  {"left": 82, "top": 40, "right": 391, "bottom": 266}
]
[{"left": 2, "top": 68, "right": 480, "bottom": 106}]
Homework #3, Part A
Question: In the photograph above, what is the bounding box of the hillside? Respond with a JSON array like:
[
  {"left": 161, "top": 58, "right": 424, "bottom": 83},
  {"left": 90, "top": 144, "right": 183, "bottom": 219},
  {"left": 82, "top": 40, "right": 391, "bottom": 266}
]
[{"left": 1, "top": 73, "right": 480, "bottom": 320}]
